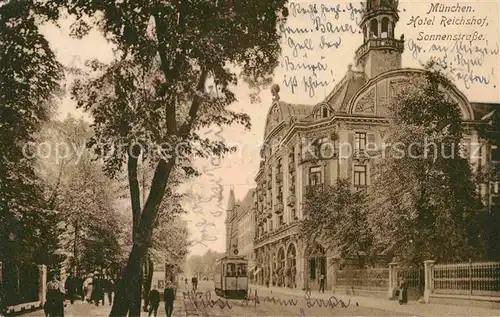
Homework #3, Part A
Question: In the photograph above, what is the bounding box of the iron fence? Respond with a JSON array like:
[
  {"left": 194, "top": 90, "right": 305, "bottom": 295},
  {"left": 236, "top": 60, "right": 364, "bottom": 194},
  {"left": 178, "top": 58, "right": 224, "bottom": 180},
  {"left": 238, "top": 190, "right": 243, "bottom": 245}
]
[
  {"left": 433, "top": 261, "right": 500, "bottom": 297},
  {"left": 2, "top": 262, "right": 40, "bottom": 306}
]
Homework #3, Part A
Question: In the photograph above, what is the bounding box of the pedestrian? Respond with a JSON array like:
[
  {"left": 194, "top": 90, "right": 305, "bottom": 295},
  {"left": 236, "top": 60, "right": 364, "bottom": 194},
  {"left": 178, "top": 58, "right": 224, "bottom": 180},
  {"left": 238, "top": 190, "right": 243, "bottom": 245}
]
[
  {"left": 191, "top": 276, "right": 197, "bottom": 291},
  {"left": 164, "top": 280, "right": 176, "bottom": 317},
  {"left": 398, "top": 276, "right": 408, "bottom": 304},
  {"left": 318, "top": 273, "right": 325, "bottom": 293},
  {"left": 184, "top": 278, "right": 188, "bottom": 286},
  {"left": 64, "top": 272, "right": 76, "bottom": 305},
  {"left": 83, "top": 274, "right": 93, "bottom": 303},
  {"left": 45, "top": 272, "right": 65, "bottom": 317},
  {"left": 148, "top": 285, "right": 160, "bottom": 317},
  {"left": 106, "top": 276, "right": 114, "bottom": 305},
  {"left": 92, "top": 272, "right": 105, "bottom": 306}
]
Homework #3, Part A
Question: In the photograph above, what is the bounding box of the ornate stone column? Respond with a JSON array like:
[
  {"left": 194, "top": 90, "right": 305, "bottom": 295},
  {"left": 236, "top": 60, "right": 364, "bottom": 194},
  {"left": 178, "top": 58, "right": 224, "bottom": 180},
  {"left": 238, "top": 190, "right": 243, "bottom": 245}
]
[
  {"left": 423, "top": 260, "right": 435, "bottom": 303},
  {"left": 38, "top": 264, "right": 47, "bottom": 305}
]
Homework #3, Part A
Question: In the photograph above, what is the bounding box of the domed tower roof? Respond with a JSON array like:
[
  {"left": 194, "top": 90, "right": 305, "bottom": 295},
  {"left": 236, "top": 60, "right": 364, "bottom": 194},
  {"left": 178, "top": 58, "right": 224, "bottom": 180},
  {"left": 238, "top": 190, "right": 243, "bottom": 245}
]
[
  {"left": 362, "top": 0, "right": 399, "bottom": 24},
  {"left": 365, "top": 0, "right": 399, "bottom": 11}
]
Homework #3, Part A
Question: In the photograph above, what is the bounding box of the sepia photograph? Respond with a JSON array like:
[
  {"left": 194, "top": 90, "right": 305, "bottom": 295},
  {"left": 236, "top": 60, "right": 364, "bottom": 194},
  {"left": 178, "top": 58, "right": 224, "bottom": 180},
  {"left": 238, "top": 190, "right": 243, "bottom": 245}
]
[{"left": 0, "top": 0, "right": 499, "bottom": 316}]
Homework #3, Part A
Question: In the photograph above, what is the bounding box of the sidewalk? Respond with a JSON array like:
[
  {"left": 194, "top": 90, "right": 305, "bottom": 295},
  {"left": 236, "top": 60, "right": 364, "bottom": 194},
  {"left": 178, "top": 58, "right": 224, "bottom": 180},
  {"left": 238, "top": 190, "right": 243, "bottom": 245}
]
[
  {"left": 18, "top": 291, "right": 189, "bottom": 317},
  {"left": 249, "top": 283, "right": 500, "bottom": 317}
]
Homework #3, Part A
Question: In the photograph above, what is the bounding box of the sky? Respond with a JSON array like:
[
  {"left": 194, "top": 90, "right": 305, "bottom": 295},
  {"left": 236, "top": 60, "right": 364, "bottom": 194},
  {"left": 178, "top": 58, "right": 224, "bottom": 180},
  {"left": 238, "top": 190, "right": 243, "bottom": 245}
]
[{"left": 39, "top": 0, "right": 499, "bottom": 256}]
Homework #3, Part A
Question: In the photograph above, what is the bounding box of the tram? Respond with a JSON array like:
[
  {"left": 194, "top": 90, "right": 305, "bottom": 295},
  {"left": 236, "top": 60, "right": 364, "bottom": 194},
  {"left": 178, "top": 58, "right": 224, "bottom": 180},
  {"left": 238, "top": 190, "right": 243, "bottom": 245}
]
[{"left": 214, "top": 255, "right": 248, "bottom": 299}]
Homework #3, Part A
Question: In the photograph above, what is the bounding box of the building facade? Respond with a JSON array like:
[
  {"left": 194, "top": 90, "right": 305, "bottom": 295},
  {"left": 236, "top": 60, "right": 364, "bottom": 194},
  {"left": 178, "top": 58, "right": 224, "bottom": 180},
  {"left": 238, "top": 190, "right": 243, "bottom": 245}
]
[
  {"left": 252, "top": 0, "right": 499, "bottom": 291},
  {"left": 225, "top": 187, "right": 239, "bottom": 255},
  {"left": 237, "top": 189, "right": 256, "bottom": 279}
]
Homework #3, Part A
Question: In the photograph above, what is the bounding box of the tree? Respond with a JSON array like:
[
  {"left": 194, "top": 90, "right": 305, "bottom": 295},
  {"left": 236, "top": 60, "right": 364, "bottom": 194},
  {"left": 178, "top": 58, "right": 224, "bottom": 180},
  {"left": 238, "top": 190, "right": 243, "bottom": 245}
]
[
  {"left": 36, "top": 118, "right": 128, "bottom": 275},
  {"left": 67, "top": 1, "right": 289, "bottom": 316},
  {"left": 367, "top": 61, "right": 485, "bottom": 268},
  {"left": 0, "top": 0, "right": 64, "bottom": 270},
  {"left": 300, "top": 180, "right": 374, "bottom": 269},
  {"left": 475, "top": 108, "right": 500, "bottom": 260}
]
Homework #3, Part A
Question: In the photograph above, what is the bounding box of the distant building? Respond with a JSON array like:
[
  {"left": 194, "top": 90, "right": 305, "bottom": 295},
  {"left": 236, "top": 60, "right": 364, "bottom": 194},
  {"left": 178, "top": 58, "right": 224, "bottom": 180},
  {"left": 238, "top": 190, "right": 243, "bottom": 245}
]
[
  {"left": 251, "top": 0, "right": 499, "bottom": 292},
  {"left": 225, "top": 188, "right": 257, "bottom": 280},
  {"left": 236, "top": 189, "right": 256, "bottom": 280},
  {"left": 225, "top": 187, "right": 240, "bottom": 255}
]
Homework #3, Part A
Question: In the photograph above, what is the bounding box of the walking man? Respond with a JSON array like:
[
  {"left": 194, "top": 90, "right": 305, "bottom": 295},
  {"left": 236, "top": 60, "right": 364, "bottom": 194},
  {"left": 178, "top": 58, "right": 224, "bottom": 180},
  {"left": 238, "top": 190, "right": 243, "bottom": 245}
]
[
  {"left": 148, "top": 286, "right": 160, "bottom": 317},
  {"left": 64, "top": 273, "right": 75, "bottom": 305},
  {"left": 164, "top": 280, "right": 176, "bottom": 317},
  {"left": 191, "top": 276, "right": 198, "bottom": 291},
  {"left": 318, "top": 273, "right": 325, "bottom": 293}
]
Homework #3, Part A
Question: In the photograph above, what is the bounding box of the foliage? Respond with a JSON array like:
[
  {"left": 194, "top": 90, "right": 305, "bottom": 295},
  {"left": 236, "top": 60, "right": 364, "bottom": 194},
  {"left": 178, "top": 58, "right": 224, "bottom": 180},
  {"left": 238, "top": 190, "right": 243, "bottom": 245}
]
[
  {"left": 300, "top": 180, "right": 374, "bottom": 268},
  {"left": 367, "top": 61, "right": 485, "bottom": 267},
  {"left": 186, "top": 249, "right": 224, "bottom": 279},
  {"left": 0, "top": 0, "right": 65, "bottom": 268},
  {"left": 64, "top": 1, "right": 289, "bottom": 315},
  {"left": 36, "top": 118, "right": 128, "bottom": 275}
]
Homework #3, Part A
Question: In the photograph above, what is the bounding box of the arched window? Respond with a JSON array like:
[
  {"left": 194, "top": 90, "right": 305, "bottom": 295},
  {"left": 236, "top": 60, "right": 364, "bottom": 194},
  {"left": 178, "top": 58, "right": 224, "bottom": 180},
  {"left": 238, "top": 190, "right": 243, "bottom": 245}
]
[
  {"left": 381, "top": 17, "right": 389, "bottom": 38},
  {"left": 370, "top": 19, "right": 378, "bottom": 37}
]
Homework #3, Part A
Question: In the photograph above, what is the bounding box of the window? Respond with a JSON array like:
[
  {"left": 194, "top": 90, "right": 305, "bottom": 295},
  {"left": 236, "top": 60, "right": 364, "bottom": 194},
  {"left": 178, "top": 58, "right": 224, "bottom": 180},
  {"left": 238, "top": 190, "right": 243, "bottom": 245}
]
[
  {"left": 354, "top": 165, "right": 367, "bottom": 186},
  {"left": 370, "top": 19, "right": 378, "bottom": 37},
  {"left": 492, "top": 146, "right": 500, "bottom": 162},
  {"left": 314, "top": 137, "right": 329, "bottom": 156},
  {"left": 278, "top": 215, "right": 284, "bottom": 225},
  {"left": 227, "top": 263, "right": 236, "bottom": 277},
  {"left": 322, "top": 107, "right": 328, "bottom": 118},
  {"left": 381, "top": 17, "right": 389, "bottom": 36},
  {"left": 291, "top": 208, "right": 296, "bottom": 219},
  {"left": 277, "top": 158, "right": 282, "bottom": 172},
  {"left": 309, "top": 259, "right": 316, "bottom": 279},
  {"left": 277, "top": 186, "right": 283, "bottom": 201},
  {"left": 355, "top": 132, "right": 367, "bottom": 151},
  {"left": 309, "top": 166, "right": 322, "bottom": 185},
  {"left": 270, "top": 220, "right": 273, "bottom": 230}
]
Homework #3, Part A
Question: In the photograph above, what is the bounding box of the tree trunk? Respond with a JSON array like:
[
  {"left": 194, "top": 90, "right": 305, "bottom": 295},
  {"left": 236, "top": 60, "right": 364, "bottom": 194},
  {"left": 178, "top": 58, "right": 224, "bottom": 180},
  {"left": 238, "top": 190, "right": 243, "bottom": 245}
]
[
  {"left": 109, "top": 244, "right": 144, "bottom": 316},
  {"left": 143, "top": 257, "right": 154, "bottom": 311},
  {"left": 73, "top": 219, "right": 79, "bottom": 276},
  {"left": 109, "top": 158, "right": 175, "bottom": 317}
]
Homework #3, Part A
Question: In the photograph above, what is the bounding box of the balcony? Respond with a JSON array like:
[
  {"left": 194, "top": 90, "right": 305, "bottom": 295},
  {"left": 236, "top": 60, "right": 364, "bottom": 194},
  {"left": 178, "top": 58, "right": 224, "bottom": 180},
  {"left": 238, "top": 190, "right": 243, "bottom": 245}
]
[
  {"left": 274, "top": 203, "right": 284, "bottom": 214},
  {"left": 276, "top": 172, "right": 283, "bottom": 182},
  {"left": 287, "top": 195, "right": 296, "bottom": 207},
  {"left": 355, "top": 37, "right": 404, "bottom": 61}
]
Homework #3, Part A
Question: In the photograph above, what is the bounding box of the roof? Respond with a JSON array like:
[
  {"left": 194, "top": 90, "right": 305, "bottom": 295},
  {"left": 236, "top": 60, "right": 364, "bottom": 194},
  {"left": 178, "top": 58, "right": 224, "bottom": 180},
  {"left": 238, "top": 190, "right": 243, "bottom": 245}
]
[
  {"left": 235, "top": 188, "right": 255, "bottom": 219},
  {"left": 226, "top": 188, "right": 236, "bottom": 212},
  {"left": 470, "top": 103, "right": 500, "bottom": 120}
]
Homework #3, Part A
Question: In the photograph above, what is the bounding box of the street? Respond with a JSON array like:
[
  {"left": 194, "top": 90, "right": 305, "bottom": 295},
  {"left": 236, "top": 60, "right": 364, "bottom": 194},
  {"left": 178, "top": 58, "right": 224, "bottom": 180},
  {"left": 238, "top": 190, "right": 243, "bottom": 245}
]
[
  {"left": 19, "top": 290, "right": 191, "bottom": 317},
  {"left": 189, "top": 281, "right": 414, "bottom": 317}
]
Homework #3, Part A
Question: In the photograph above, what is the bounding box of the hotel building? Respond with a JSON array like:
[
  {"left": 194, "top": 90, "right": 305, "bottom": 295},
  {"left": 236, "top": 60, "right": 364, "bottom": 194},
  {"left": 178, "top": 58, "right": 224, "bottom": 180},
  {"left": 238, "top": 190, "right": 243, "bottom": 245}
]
[{"left": 250, "top": 0, "right": 499, "bottom": 291}]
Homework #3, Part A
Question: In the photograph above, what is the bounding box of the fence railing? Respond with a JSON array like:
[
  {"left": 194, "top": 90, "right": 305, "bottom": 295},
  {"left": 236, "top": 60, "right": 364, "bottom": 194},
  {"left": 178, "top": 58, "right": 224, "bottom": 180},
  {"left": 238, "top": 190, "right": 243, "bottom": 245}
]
[
  {"left": 433, "top": 261, "right": 500, "bottom": 297},
  {"left": 2, "top": 262, "right": 40, "bottom": 306},
  {"left": 397, "top": 267, "right": 424, "bottom": 291},
  {"left": 336, "top": 268, "right": 389, "bottom": 290}
]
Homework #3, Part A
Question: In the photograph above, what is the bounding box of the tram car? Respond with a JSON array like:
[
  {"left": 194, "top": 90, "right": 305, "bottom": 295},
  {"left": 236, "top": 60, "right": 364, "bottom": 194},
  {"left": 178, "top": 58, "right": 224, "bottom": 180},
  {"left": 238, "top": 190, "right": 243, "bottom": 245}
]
[{"left": 214, "top": 255, "right": 248, "bottom": 299}]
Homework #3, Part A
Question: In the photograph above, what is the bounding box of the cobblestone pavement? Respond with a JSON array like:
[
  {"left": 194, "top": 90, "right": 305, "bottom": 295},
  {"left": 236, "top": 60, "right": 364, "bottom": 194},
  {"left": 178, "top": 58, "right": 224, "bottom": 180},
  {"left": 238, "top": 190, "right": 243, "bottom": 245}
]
[
  {"left": 188, "top": 281, "right": 414, "bottom": 317},
  {"left": 19, "top": 290, "right": 191, "bottom": 317}
]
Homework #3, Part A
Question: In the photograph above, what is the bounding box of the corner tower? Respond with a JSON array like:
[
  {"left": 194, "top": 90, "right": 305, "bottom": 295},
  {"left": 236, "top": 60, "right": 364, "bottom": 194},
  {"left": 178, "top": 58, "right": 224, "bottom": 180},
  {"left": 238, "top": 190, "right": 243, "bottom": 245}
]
[{"left": 355, "top": 0, "right": 404, "bottom": 79}]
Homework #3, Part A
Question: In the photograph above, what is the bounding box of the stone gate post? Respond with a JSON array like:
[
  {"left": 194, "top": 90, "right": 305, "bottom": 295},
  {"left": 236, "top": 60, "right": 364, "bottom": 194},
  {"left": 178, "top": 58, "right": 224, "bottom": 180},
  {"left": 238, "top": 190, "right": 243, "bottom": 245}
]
[
  {"left": 388, "top": 262, "right": 399, "bottom": 299},
  {"left": 423, "top": 260, "right": 435, "bottom": 303},
  {"left": 38, "top": 265, "right": 47, "bottom": 305}
]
